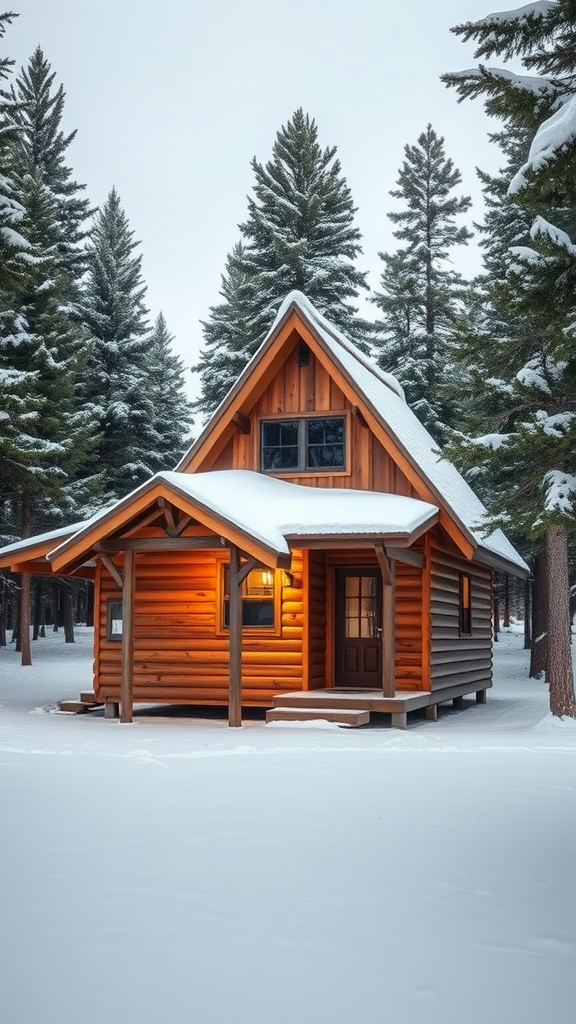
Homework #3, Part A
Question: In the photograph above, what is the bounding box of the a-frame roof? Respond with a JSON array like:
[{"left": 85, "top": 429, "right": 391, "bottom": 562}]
[{"left": 177, "top": 291, "right": 528, "bottom": 577}]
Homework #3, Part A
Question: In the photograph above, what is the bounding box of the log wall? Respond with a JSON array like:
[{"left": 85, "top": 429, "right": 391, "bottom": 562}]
[
  {"left": 428, "top": 538, "right": 493, "bottom": 692},
  {"left": 95, "top": 549, "right": 305, "bottom": 706}
]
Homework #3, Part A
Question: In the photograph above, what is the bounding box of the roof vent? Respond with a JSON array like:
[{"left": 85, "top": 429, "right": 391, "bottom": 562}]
[{"left": 298, "top": 343, "right": 310, "bottom": 367}]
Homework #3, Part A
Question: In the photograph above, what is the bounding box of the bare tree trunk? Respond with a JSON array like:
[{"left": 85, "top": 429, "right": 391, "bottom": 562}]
[
  {"left": 545, "top": 525, "right": 575, "bottom": 718},
  {"left": 0, "top": 575, "right": 6, "bottom": 647},
  {"left": 493, "top": 596, "right": 500, "bottom": 642},
  {"left": 524, "top": 576, "right": 532, "bottom": 650},
  {"left": 530, "top": 551, "right": 548, "bottom": 678},
  {"left": 14, "top": 581, "right": 21, "bottom": 650},
  {"left": 86, "top": 581, "right": 94, "bottom": 628},
  {"left": 63, "top": 591, "right": 74, "bottom": 644},
  {"left": 503, "top": 575, "right": 510, "bottom": 627},
  {"left": 32, "top": 579, "right": 41, "bottom": 641},
  {"left": 20, "top": 493, "right": 32, "bottom": 666}
]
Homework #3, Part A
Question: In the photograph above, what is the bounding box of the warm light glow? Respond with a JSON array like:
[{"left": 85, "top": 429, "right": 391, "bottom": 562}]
[{"left": 261, "top": 570, "right": 274, "bottom": 588}]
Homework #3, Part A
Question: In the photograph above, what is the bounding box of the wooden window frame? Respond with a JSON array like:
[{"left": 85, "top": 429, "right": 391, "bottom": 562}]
[
  {"left": 216, "top": 557, "right": 282, "bottom": 637},
  {"left": 459, "top": 572, "right": 472, "bottom": 635},
  {"left": 257, "top": 411, "right": 351, "bottom": 477},
  {"left": 106, "top": 598, "right": 123, "bottom": 642}
]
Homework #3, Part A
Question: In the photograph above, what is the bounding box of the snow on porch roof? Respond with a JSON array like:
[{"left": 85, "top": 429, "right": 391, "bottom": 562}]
[
  {"left": 39, "top": 470, "right": 438, "bottom": 568},
  {"left": 155, "top": 470, "right": 439, "bottom": 554}
]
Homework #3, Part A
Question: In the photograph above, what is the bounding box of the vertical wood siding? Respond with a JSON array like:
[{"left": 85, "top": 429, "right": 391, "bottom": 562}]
[{"left": 429, "top": 540, "right": 493, "bottom": 691}]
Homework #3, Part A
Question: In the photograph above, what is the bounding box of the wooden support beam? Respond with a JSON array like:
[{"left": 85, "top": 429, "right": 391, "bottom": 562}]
[
  {"left": 158, "top": 498, "right": 178, "bottom": 537},
  {"left": 391, "top": 711, "right": 407, "bottom": 729},
  {"left": 237, "top": 556, "right": 258, "bottom": 586},
  {"left": 425, "top": 704, "right": 438, "bottom": 721},
  {"left": 98, "top": 553, "right": 124, "bottom": 590},
  {"left": 375, "top": 542, "right": 395, "bottom": 698},
  {"left": 105, "top": 700, "right": 119, "bottom": 720},
  {"left": 95, "top": 537, "right": 219, "bottom": 552},
  {"left": 232, "top": 411, "right": 251, "bottom": 435},
  {"left": 452, "top": 695, "right": 465, "bottom": 710},
  {"left": 352, "top": 405, "right": 369, "bottom": 429},
  {"left": 173, "top": 514, "right": 193, "bottom": 537},
  {"left": 228, "top": 545, "right": 243, "bottom": 728},
  {"left": 120, "top": 549, "right": 136, "bottom": 724},
  {"left": 386, "top": 546, "right": 425, "bottom": 569},
  {"left": 476, "top": 689, "right": 487, "bottom": 704}
]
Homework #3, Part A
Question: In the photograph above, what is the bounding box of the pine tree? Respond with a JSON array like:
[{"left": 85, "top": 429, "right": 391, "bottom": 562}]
[
  {"left": 444, "top": 0, "right": 576, "bottom": 717},
  {"left": 147, "top": 311, "right": 193, "bottom": 467},
  {"left": 0, "top": 12, "right": 31, "bottom": 291},
  {"left": 1, "top": 46, "right": 92, "bottom": 293},
  {"left": 194, "top": 242, "right": 266, "bottom": 417},
  {"left": 77, "top": 187, "right": 158, "bottom": 498},
  {"left": 195, "top": 109, "right": 368, "bottom": 416},
  {"left": 372, "top": 125, "right": 472, "bottom": 442}
]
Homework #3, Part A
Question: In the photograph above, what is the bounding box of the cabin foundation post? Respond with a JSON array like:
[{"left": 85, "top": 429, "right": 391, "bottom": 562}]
[
  {"left": 391, "top": 711, "right": 407, "bottom": 729},
  {"left": 105, "top": 700, "right": 120, "bottom": 719},
  {"left": 452, "top": 695, "right": 465, "bottom": 710},
  {"left": 425, "top": 703, "right": 438, "bottom": 721},
  {"left": 228, "top": 544, "right": 242, "bottom": 727},
  {"left": 120, "top": 549, "right": 135, "bottom": 724},
  {"left": 375, "top": 543, "right": 395, "bottom": 698},
  {"left": 476, "top": 689, "right": 487, "bottom": 704}
]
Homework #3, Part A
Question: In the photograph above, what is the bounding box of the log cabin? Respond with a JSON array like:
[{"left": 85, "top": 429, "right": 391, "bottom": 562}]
[{"left": 0, "top": 292, "right": 529, "bottom": 728}]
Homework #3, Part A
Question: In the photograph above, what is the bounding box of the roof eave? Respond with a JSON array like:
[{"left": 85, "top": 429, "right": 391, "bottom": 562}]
[{"left": 474, "top": 545, "right": 530, "bottom": 579}]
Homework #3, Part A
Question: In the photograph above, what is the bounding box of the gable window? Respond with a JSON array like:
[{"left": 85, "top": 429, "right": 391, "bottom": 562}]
[
  {"left": 222, "top": 565, "right": 277, "bottom": 629},
  {"left": 459, "top": 573, "right": 472, "bottom": 635},
  {"left": 261, "top": 416, "right": 346, "bottom": 472}
]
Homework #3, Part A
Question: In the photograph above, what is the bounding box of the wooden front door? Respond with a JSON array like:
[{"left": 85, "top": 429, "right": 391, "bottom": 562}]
[{"left": 334, "top": 567, "right": 382, "bottom": 688}]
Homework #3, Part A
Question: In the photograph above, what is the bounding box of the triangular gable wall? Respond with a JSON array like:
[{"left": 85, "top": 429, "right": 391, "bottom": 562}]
[{"left": 181, "top": 307, "right": 474, "bottom": 558}]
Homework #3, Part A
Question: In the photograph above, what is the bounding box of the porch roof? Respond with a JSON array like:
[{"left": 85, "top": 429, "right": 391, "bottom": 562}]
[{"left": 0, "top": 470, "right": 439, "bottom": 574}]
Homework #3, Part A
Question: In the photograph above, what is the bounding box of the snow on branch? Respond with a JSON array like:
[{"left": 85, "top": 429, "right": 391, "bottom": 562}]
[
  {"left": 484, "top": 66, "right": 556, "bottom": 95},
  {"left": 543, "top": 470, "right": 576, "bottom": 514},
  {"left": 530, "top": 215, "right": 576, "bottom": 253},
  {"left": 482, "top": 2, "right": 555, "bottom": 25},
  {"left": 509, "top": 94, "right": 576, "bottom": 194}
]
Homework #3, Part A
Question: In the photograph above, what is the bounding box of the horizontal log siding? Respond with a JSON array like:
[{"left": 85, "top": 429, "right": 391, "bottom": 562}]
[
  {"left": 429, "top": 542, "right": 492, "bottom": 692},
  {"left": 394, "top": 559, "right": 424, "bottom": 691},
  {"left": 308, "top": 550, "right": 327, "bottom": 688},
  {"left": 96, "top": 550, "right": 305, "bottom": 707}
]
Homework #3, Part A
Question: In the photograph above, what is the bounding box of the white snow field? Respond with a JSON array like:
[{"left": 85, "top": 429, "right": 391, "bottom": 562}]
[{"left": 1, "top": 627, "right": 575, "bottom": 1024}]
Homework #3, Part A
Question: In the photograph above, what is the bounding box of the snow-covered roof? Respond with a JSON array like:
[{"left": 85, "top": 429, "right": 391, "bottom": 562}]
[
  {"left": 36, "top": 470, "right": 437, "bottom": 569},
  {"left": 0, "top": 521, "right": 86, "bottom": 561},
  {"left": 270, "top": 293, "right": 529, "bottom": 574}
]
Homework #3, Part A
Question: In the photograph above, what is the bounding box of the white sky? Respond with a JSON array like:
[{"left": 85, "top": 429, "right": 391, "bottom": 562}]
[{"left": 7, "top": 0, "right": 506, "bottom": 397}]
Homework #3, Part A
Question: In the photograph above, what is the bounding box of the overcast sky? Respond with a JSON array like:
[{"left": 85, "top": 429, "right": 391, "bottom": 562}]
[{"left": 7, "top": 1, "right": 507, "bottom": 397}]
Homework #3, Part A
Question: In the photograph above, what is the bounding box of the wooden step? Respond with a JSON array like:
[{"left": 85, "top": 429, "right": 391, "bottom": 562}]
[
  {"left": 266, "top": 706, "right": 370, "bottom": 728},
  {"left": 80, "top": 691, "right": 101, "bottom": 705},
  {"left": 58, "top": 699, "right": 91, "bottom": 713}
]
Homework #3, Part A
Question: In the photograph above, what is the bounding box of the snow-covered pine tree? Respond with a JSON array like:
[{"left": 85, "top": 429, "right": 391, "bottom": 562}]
[
  {"left": 444, "top": 0, "right": 576, "bottom": 718},
  {"left": 1, "top": 46, "right": 92, "bottom": 294},
  {"left": 195, "top": 110, "right": 368, "bottom": 417},
  {"left": 194, "top": 242, "right": 267, "bottom": 417},
  {"left": 372, "top": 125, "right": 472, "bottom": 442},
  {"left": 147, "top": 311, "right": 193, "bottom": 468},
  {"left": 0, "top": 11, "right": 31, "bottom": 291},
  {"left": 77, "top": 187, "right": 159, "bottom": 498}
]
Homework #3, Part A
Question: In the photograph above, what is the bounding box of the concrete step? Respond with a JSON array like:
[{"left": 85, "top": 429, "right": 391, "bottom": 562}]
[{"left": 266, "top": 706, "right": 370, "bottom": 728}]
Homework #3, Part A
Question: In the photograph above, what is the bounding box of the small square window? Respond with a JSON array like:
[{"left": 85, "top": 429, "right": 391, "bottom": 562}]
[{"left": 106, "top": 599, "right": 123, "bottom": 641}]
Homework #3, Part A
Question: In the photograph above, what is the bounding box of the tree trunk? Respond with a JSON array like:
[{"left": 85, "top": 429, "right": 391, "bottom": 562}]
[
  {"left": 545, "top": 525, "right": 575, "bottom": 718},
  {"left": 63, "top": 592, "right": 74, "bottom": 644},
  {"left": 86, "top": 581, "right": 94, "bottom": 628},
  {"left": 52, "top": 579, "right": 59, "bottom": 631},
  {"left": 503, "top": 575, "right": 510, "bottom": 627},
  {"left": 530, "top": 551, "right": 547, "bottom": 678},
  {"left": 0, "top": 576, "right": 6, "bottom": 647},
  {"left": 493, "top": 596, "right": 499, "bottom": 642},
  {"left": 20, "top": 493, "right": 32, "bottom": 666},
  {"left": 524, "top": 576, "right": 531, "bottom": 650},
  {"left": 32, "top": 579, "right": 41, "bottom": 641}
]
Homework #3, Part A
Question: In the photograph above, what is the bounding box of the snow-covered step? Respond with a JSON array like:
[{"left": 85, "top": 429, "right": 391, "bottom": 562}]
[
  {"left": 58, "top": 694, "right": 104, "bottom": 713},
  {"left": 266, "top": 706, "right": 370, "bottom": 727}
]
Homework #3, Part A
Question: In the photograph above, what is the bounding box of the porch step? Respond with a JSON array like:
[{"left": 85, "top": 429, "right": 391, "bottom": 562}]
[
  {"left": 266, "top": 706, "right": 370, "bottom": 728},
  {"left": 58, "top": 693, "right": 104, "bottom": 714}
]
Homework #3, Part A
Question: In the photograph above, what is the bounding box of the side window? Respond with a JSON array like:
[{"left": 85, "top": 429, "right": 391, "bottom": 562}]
[
  {"left": 261, "top": 416, "right": 346, "bottom": 472},
  {"left": 459, "top": 573, "right": 472, "bottom": 635},
  {"left": 222, "top": 566, "right": 277, "bottom": 629},
  {"left": 106, "top": 599, "right": 123, "bottom": 641}
]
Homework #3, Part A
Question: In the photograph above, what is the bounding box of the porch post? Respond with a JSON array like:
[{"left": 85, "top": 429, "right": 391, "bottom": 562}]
[
  {"left": 120, "top": 549, "right": 135, "bottom": 724},
  {"left": 375, "top": 543, "right": 395, "bottom": 698},
  {"left": 228, "top": 544, "right": 242, "bottom": 727}
]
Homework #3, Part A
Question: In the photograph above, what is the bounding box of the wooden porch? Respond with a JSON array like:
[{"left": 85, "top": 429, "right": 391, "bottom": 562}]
[{"left": 267, "top": 679, "right": 490, "bottom": 729}]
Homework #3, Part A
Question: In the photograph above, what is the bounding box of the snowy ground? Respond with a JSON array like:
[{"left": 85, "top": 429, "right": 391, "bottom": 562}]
[{"left": 0, "top": 628, "right": 575, "bottom": 1024}]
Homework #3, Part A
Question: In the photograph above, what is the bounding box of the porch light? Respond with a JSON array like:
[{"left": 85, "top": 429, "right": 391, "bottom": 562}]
[{"left": 260, "top": 570, "right": 274, "bottom": 588}]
